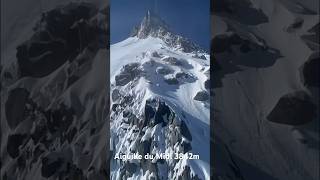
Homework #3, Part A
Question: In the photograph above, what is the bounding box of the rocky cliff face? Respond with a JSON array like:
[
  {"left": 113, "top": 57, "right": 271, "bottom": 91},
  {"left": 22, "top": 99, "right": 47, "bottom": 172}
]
[{"left": 131, "top": 10, "right": 205, "bottom": 54}]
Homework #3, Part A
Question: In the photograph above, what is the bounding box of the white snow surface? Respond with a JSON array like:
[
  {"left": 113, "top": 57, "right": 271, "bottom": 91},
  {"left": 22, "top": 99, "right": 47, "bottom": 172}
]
[
  {"left": 111, "top": 37, "right": 210, "bottom": 123},
  {"left": 110, "top": 36, "right": 210, "bottom": 179}
]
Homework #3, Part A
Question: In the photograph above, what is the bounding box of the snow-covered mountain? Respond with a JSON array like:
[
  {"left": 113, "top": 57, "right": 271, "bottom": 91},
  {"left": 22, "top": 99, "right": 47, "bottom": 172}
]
[
  {"left": 1, "top": 0, "right": 318, "bottom": 180},
  {"left": 110, "top": 10, "right": 210, "bottom": 180}
]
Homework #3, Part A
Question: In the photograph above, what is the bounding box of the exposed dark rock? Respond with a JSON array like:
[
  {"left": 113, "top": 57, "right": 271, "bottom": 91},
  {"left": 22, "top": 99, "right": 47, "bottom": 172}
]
[
  {"left": 267, "top": 91, "right": 316, "bottom": 125},
  {"left": 199, "top": 55, "right": 207, "bottom": 60},
  {"left": 140, "top": 139, "right": 152, "bottom": 156},
  {"left": 162, "top": 57, "right": 182, "bottom": 66},
  {"left": 112, "top": 89, "right": 121, "bottom": 101},
  {"left": 162, "top": 57, "right": 193, "bottom": 69},
  {"left": 143, "top": 99, "right": 174, "bottom": 126},
  {"left": 120, "top": 95, "right": 134, "bottom": 107},
  {"left": 111, "top": 97, "right": 198, "bottom": 179},
  {"left": 178, "top": 166, "right": 201, "bottom": 180},
  {"left": 115, "top": 74, "right": 133, "bottom": 86},
  {"left": 239, "top": 42, "right": 252, "bottom": 53},
  {"left": 41, "top": 157, "right": 64, "bottom": 178},
  {"left": 180, "top": 121, "right": 192, "bottom": 141},
  {"left": 44, "top": 104, "right": 74, "bottom": 134},
  {"left": 308, "top": 22, "right": 319, "bottom": 33},
  {"left": 193, "top": 54, "right": 207, "bottom": 60},
  {"left": 124, "top": 163, "right": 138, "bottom": 175},
  {"left": 122, "top": 110, "right": 139, "bottom": 125},
  {"left": 212, "top": 34, "right": 242, "bottom": 53},
  {"left": 168, "top": 127, "right": 180, "bottom": 146},
  {"left": 214, "top": 35, "right": 281, "bottom": 68},
  {"left": 123, "top": 110, "right": 131, "bottom": 118},
  {"left": 177, "top": 37, "right": 203, "bottom": 53},
  {"left": 67, "top": 127, "right": 77, "bottom": 143},
  {"left": 130, "top": 26, "right": 139, "bottom": 37},
  {"left": 136, "top": 10, "right": 170, "bottom": 39},
  {"left": 145, "top": 103, "right": 156, "bottom": 124},
  {"left": 300, "top": 52, "right": 319, "bottom": 87},
  {"left": 194, "top": 91, "right": 209, "bottom": 101},
  {"left": 5, "top": 88, "right": 30, "bottom": 129},
  {"left": 64, "top": 166, "right": 86, "bottom": 180},
  {"left": 112, "top": 104, "right": 119, "bottom": 112},
  {"left": 152, "top": 51, "right": 161, "bottom": 58},
  {"left": 155, "top": 101, "right": 172, "bottom": 125},
  {"left": 32, "top": 145, "right": 45, "bottom": 164},
  {"left": 156, "top": 67, "right": 173, "bottom": 75},
  {"left": 17, "top": 3, "right": 99, "bottom": 78},
  {"left": 129, "top": 114, "right": 140, "bottom": 125},
  {"left": 175, "top": 72, "right": 190, "bottom": 79},
  {"left": 7, "top": 134, "right": 28, "bottom": 158},
  {"left": 301, "top": 23, "right": 319, "bottom": 50},
  {"left": 17, "top": 155, "right": 26, "bottom": 170},
  {"left": 31, "top": 120, "right": 47, "bottom": 144},
  {"left": 181, "top": 141, "right": 192, "bottom": 153},
  {"left": 133, "top": 10, "right": 203, "bottom": 53},
  {"left": 212, "top": 33, "right": 282, "bottom": 70},
  {"left": 115, "top": 63, "right": 141, "bottom": 86},
  {"left": 164, "top": 78, "right": 179, "bottom": 85},
  {"left": 204, "top": 79, "right": 210, "bottom": 90},
  {"left": 175, "top": 72, "right": 196, "bottom": 84},
  {"left": 213, "top": 33, "right": 263, "bottom": 54}
]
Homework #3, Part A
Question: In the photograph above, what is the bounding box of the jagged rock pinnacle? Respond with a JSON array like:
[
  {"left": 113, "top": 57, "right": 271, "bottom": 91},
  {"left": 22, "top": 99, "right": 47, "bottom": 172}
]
[
  {"left": 131, "top": 10, "right": 170, "bottom": 38},
  {"left": 131, "top": 10, "right": 205, "bottom": 53}
]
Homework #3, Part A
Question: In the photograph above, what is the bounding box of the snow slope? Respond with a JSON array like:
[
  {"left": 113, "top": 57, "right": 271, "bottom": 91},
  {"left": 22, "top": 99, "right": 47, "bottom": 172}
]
[{"left": 110, "top": 11, "right": 210, "bottom": 180}]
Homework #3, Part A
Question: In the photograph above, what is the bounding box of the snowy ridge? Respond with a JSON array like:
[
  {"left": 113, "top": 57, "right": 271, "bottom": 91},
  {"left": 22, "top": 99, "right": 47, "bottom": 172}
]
[{"left": 110, "top": 12, "right": 210, "bottom": 180}]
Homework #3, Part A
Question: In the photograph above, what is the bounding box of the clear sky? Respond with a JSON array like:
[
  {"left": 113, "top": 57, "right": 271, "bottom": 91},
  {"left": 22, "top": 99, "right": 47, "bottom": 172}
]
[{"left": 110, "top": 0, "right": 210, "bottom": 50}]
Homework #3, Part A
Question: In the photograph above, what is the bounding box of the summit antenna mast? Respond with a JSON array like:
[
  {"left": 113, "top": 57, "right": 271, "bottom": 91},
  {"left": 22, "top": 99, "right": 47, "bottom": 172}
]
[{"left": 154, "top": 0, "right": 158, "bottom": 14}]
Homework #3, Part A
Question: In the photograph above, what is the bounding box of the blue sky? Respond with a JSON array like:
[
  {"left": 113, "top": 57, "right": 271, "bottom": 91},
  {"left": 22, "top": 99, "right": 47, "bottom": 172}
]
[{"left": 110, "top": 0, "right": 210, "bottom": 50}]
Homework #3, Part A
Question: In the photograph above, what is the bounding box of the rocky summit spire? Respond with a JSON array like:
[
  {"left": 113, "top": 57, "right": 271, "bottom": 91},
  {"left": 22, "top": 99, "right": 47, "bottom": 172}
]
[
  {"left": 130, "top": 10, "right": 204, "bottom": 53},
  {"left": 133, "top": 10, "right": 170, "bottom": 38}
]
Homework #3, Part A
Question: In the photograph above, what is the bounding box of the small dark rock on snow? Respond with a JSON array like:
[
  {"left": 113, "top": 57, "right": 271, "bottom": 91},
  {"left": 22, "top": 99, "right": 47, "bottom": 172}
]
[{"left": 193, "top": 91, "right": 209, "bottom": 101}]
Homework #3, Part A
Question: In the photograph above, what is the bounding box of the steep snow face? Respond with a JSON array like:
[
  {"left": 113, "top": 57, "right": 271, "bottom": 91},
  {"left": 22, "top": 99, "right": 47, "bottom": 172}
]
[
  {"left": 110, "top": 15, "right": 210, "bottom": 179},
  {"left": 111, "top": 37, "right": 209, "bottom": 122}
]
